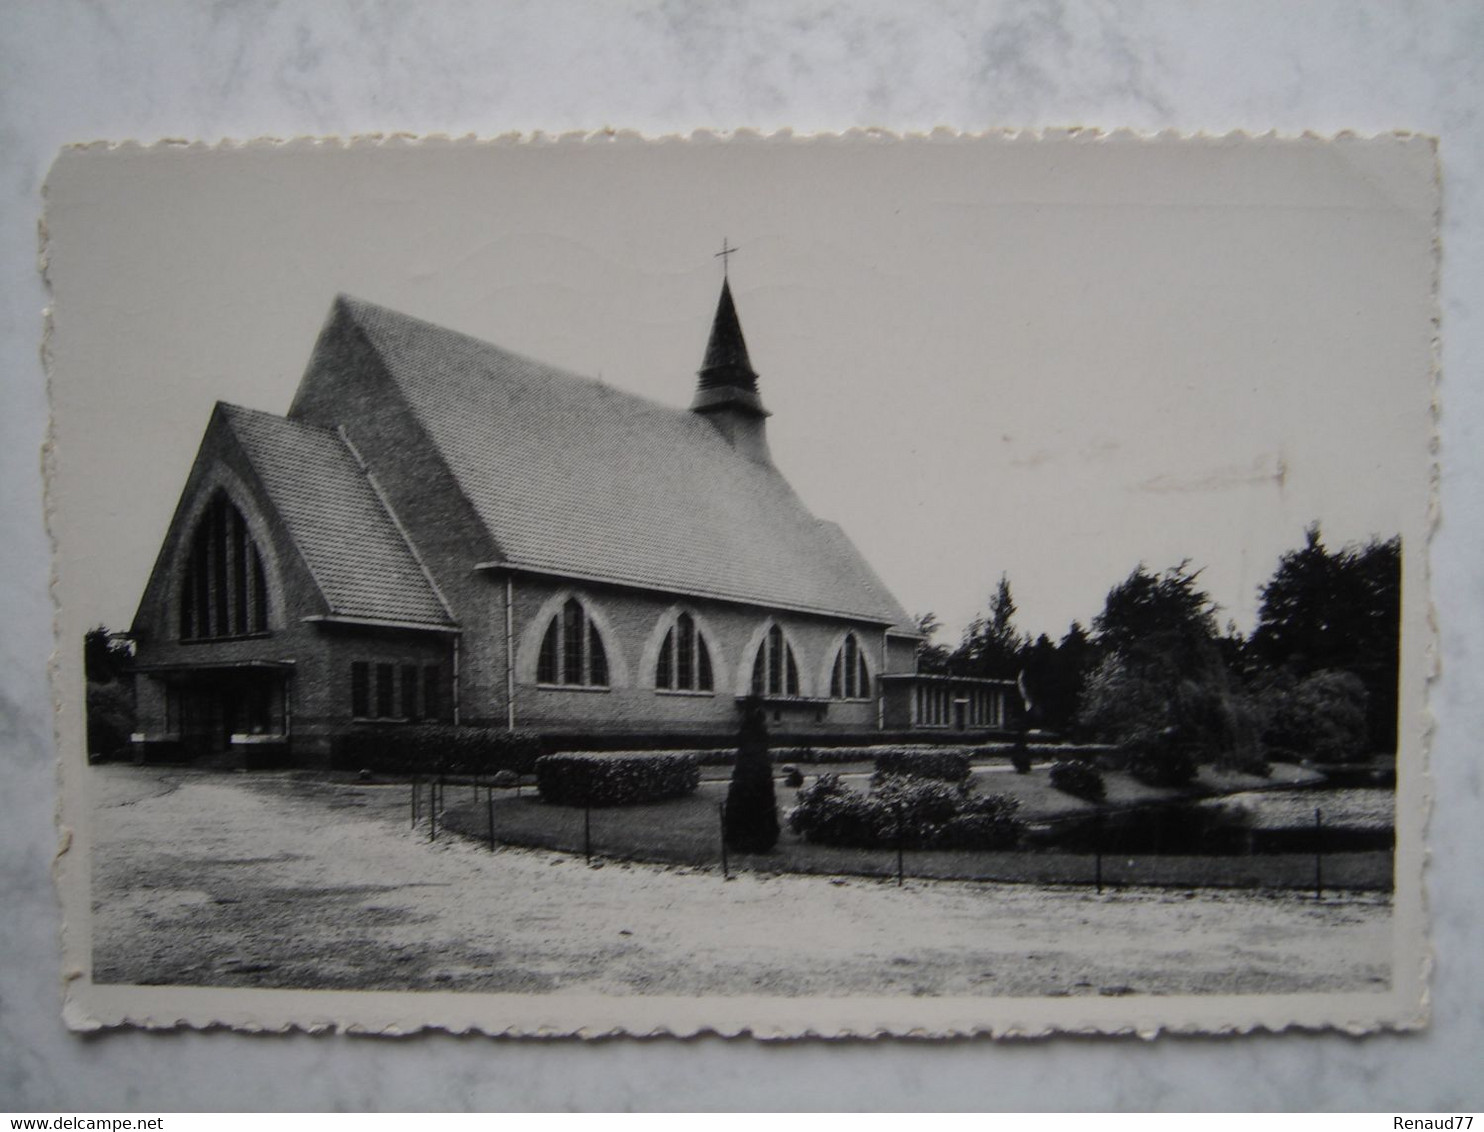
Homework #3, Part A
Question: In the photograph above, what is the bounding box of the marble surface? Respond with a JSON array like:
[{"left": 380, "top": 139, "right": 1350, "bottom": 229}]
[{"left": 2, "top": 0, "right": 1481, "bottom": 1112}]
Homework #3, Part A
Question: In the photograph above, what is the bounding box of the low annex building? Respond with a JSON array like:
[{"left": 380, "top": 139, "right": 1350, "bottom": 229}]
[{"left": 128, "top": 280, "right": 1013, "bottom": 761}]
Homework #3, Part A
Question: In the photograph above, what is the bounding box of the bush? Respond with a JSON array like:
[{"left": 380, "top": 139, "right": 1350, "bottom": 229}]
[
  {"left": 788, "top": 772, "right": 1022, "bottom": 850},
  {"left": 787, "top": 774, "right": 886, "bottom": 846},
  {"left": 1048, "top": 758, "right": 1106, "bottom": 801},
  {"left": 331, "top": 725, "right": 542, "bottom": 776},
  {"left": 1009, "top": 738, "right": 1033, "bottom": 775},
  {"left": 1263, "top": 669, "right": 1370, "bottom": 764},
  {"left": 724, "top": 700, "right": 780, "bottom": 852},
  {"left": 1127, "top": 741, "right": 1199, "bottom": 787},
  {"left": 536, "top": 752, "right": 700, "bottom": 807},
  {"left": 86, "top": 679, "right": 135, "bottom": 762},
  {"left": 873, "top": 774, "right": 966, "bottom": 838},
  {"left": 781, "top": 765, "right": 804, "bottom": 788},
  {"left": 1224, "top": 751, "right": 1272, "bottom": 778},
  {"left": 871, "top": 748, "right": 970, "bottom": 786},
  {"left": 935, "top": 795, "right": 1025, "bottom": 850}
]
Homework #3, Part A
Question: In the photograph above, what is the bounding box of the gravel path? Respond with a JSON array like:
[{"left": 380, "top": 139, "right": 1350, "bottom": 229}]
[{"left": 90, "top": 766, "right": 1393, "bottom": 998}]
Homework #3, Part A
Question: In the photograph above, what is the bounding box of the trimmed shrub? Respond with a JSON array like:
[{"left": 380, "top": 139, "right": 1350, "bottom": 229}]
[
  {"left": 787, "top": 774, "right": 888, "bottom": 847},
  {"left": 936, "top": 794, "right": 1025, "bottom": 850},
  {"left": 873, "top": 774, "right": 965, "bottom": 839},
  {"left": 781, "top": 765, "right": 805, "bottom": 788},
  {"left": 1008, "top": 736, "right": 1033, "bottom": 775},
  {"left": 871, "top": 748, "right": 971, "bottom": 786},
  {"left": 330, "top": 725, "right": 543, "bottom": 776},
  {"left": 491, "top": 769, "right": 520, "bottom": 789},
  {"left": 536, "top": 752, "right": 700, "bottom": 807},
  {"left": 788, "top": 772, "right": 1022, "bottom": 850},
  {"left": 1048, "top": 758, "right": 1106, "bottom": 801},
  {"left": 724, "top": 700, "right": 780, "bottom": 852}
]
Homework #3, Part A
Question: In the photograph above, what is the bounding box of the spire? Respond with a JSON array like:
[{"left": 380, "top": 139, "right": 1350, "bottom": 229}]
[{"left": 691, "top": 277, "right": 768, "bottom": 418}]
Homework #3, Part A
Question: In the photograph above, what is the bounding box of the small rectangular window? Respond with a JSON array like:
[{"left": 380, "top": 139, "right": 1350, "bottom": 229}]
[
  {"left": 423, "top": 666, "right": 441, "bottom": 722},
  {"left": 375, "top": 663, "right": 395, "bottom": 719},
  {"left": 351, "top": 662, "right": 370, "bottom": 718},
  {"left": 400, "top": 664, "right": 419, "bottom": 720}
]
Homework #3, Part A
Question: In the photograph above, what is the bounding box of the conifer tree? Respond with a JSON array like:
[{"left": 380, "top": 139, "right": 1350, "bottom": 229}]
[{"left": 724, "top": 697, "right": 780, "bottom": 853}]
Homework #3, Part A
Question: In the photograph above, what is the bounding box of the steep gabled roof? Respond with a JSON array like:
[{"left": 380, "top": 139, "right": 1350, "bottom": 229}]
[
  {"left": 220, "top": 404, "right": 452, "bottom": 627},
  {"left": 305, "top": 296, "right": 912, "bottom": 629}
]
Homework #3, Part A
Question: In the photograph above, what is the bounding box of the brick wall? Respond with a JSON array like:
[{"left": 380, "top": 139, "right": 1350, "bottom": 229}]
[{"left": 489, "top": 575, "right": 904, "bottom": 735}]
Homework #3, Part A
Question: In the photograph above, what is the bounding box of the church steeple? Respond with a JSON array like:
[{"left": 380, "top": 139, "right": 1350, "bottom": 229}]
[
  {"left": 690, "top": 277, "right": 768, "bottom": 418},
  {"left": 690, "top": 261, "right": 773, "bottom": 463},
  {"left": 688, "top": 243, "right": 771, "bottom": 459}
]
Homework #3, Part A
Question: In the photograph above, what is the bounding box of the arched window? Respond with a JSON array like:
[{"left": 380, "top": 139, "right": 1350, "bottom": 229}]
[
  {"left": 180, "top": 493, "right": 268, "bottom": 641},
  {"left": 830, "top": 633, "right": 872, "bottom": 699},
  {"left": 536, "top": 597, "right": 610, "bottom": 687},
  {"left": 656, "top": 612, "right": 714, "bottom": 692},
  {"left": 751, "top": 623, "right": 800, "bottom": 697}
]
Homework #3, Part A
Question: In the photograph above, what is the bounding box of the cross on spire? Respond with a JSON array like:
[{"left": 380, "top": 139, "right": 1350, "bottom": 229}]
[{"left": 714, "top": 237, "right": 738, "bottom": 277}]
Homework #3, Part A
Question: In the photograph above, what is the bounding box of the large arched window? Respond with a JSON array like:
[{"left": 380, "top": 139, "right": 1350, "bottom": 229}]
[
  {"left": 751, "top": 623, "right": 800, "bottom": 697},
  {"left": 830, "top": 633, "right": 872, "bottom": 700},
  {"left": 179, "top": 493, "right": 268, "bottom": 641},
  {"left": 656, "top": 612, "right": 714, "bottom": 693},
  {"left": 536, "top": 597, "right": 610, "bottom": 687}
]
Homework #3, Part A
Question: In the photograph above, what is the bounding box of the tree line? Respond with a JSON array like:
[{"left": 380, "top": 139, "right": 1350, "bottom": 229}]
[{"left": 916, "top": 524, "right": 1401, "bottom": 772}]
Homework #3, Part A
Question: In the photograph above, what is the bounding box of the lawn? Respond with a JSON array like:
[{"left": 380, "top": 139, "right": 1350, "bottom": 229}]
[{"left": 438, "top": 762, "right": 1392, "bottom": 891}]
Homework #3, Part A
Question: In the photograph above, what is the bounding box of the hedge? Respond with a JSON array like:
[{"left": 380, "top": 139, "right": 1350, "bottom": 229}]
[
  {"left": 871, "top": 748, "right": 971, "bottom": 785},
  {"left": 536, "top": 752, "right": 701, "bottom": 807},
  {"left": 788, "top": 772, "right": 1022, "bottom": 850},
  {"left": 1048, "top": 758, "right": 1106, "bottom": 802},
  {"left": 331, "top": 725, "right": 543, "bottom": 776}
]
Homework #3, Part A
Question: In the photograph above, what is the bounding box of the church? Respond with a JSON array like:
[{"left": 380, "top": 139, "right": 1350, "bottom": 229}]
[{"left": 126, "top": 276, "right": 1014, "bottom": 763}]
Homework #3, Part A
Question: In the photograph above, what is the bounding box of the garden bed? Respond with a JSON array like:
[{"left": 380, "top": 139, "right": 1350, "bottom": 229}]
[{"left": 438, "top": 767, "right": 1391, "bottom": 891}]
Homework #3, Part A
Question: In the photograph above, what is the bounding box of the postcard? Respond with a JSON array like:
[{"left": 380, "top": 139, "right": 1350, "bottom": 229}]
[{"left": 47, "top": 131, "right": 1435, "bottom": 1036}]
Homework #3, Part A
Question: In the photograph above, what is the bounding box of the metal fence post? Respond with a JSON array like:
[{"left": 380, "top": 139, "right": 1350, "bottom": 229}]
[
  {"left": 1095, "top": 810, "right": 1104, "bottom": 895},
  {"left": 487, "top": 786, "right": 495, "bottom": 852},
  {"left": 584, "top": 801, "right": 592, "bottom": 864},
  {"left": 718, "top": 801, "right": 729, "bottom": 880},
  {"left": 1314, "top": 806, "right": 1323, "bottom": 901},
  {"left": 410, "top": 778, "right": 418, "bottom": 828},
  {"left": 895, "top": 806, "right": 905, "bottom": 887}
]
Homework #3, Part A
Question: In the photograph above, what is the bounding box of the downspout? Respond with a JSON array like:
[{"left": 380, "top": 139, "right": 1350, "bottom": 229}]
[
  {"left": 878, "top": 628, "right": 888, "bottom": 731},
  {"left": 505, "top": 575, "right": 516, "bottom": 730},
  {"left": 451, "top": 635, "right": 461, "bottom": 726}
]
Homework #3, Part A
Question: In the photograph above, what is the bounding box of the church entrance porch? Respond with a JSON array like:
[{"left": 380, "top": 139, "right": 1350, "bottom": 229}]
[{"left": 133, "top": 661, "right": 292, "bottom": 767}]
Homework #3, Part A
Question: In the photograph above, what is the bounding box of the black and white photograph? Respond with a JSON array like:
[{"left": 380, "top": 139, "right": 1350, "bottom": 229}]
[{"left": 47, "top": 132, "right": 1433, "bottom": 1036}]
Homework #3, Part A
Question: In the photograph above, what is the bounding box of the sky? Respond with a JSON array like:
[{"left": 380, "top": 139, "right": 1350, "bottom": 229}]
[{"left": 45, "top": 134, "right": 1435, "bottom": 650}]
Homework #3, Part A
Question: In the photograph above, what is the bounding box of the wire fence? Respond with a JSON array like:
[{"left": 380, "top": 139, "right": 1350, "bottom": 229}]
[{"left": 418, "top": 779, "right": 1391, "bottom": 897}]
